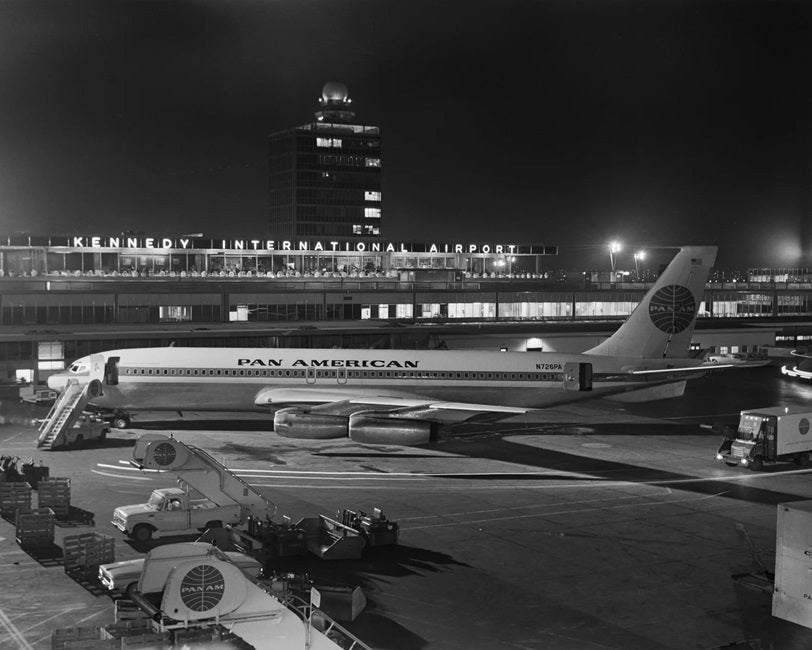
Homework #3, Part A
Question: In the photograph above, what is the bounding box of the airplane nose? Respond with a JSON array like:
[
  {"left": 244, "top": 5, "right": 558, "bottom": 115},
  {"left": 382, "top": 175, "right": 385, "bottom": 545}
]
[{"left": 47, "top": 374, "right": 67, "bottom": 392}]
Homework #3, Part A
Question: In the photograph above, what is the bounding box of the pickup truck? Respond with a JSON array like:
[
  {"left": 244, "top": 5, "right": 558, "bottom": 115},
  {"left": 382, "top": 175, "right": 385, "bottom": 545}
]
[
  {"left": 98, "top": 542, "right": 262, "bottom": 596},
  {"left": 112, "top": 487, "right": 242, "bottom": 543}
]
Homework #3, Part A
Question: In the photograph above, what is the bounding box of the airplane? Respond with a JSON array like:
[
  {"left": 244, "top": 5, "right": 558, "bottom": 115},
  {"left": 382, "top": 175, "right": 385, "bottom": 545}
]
[{"left": 47, "top": 246, "right": 735, "bottom": 446}]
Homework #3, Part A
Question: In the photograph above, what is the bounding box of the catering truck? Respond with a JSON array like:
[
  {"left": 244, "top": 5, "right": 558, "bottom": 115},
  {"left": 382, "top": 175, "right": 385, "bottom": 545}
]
[
  {"left": 716, "top": 406, "right": 812, "bottom": 470},
  {"left": 112, "top": 434, "right": 276, "bottom": 543}
]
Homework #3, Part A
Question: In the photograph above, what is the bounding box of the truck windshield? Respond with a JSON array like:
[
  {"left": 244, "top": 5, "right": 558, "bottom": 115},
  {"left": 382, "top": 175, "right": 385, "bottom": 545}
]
[
  {"left": 147, "top": 493, "right": 166, "bottom": 510},
  {"left": 737, "top": 415, "right": 763, "bottom": 441}
]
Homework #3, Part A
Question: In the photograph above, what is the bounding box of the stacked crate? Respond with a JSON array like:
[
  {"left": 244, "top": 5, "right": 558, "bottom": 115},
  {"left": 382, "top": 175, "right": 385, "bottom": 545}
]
[
  {"left": 37, "top": 477, "right": 71, "bottom": 517},
  {"left": 51, "top": 627, "right": 119, "bottom": 650},
  {"left": 62, "top": 532, "right": 115, "bottom": 574},
  {"left": 0, "top": 482, "right": 32, "bottom": 516},
  {"left": 15, "top": 507, "right": 55, "bottom": 548}
]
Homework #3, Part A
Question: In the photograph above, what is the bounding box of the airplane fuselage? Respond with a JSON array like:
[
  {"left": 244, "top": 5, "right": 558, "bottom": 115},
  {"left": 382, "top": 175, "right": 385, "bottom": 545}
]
[{"left": 50, "top": 346, "right": 694, "bottom": 413}]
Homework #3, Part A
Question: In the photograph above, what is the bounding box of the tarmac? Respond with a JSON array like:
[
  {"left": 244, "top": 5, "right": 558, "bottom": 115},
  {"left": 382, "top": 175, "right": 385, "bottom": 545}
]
[{"left": 1, "top": 366, "right": 812, "bottom": 649}]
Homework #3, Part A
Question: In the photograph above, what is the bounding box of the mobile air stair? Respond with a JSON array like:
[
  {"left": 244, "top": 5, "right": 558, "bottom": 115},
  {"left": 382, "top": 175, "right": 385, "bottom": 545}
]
[{"left": 37, "top": 379, "right": 94, "bottom": 449}]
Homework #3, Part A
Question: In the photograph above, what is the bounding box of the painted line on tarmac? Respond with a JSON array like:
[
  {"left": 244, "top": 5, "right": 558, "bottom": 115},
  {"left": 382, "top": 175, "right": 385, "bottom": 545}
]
[
  {"left": 405, "top": 491, "right": 723, "bottom": 530},
  {"left": 0, "top": 606, "right": 33, "bottom": 650},
  {"left": 91, "top": 469, "right": 154, "bottom": 481},
  {"left": 21, "top": 606, "right": 108, "bottom": 636},
  {"left": 103, "top": 462, "right": 160, "bottom": 472},
  {"left": 234, "top": 468, "right": 596, "bottom": 479},
  {"left": 399, "top": 492, "right": 661, "bottom": 522},
  {"left": 250, "top": 466, "right": 812, "bottom": 491}
]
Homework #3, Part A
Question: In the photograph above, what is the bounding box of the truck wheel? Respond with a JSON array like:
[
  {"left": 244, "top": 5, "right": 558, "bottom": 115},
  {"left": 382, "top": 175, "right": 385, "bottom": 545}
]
[
  {"left": 125, "top": 582, "right": 138, "bottom": 598},
  {"left": 750, "top": 456, "right": 764, "bottom": 471},
  {"left": 113, "top": 415, "right": 130, "bottom": 430},
  {"left": 132, "top": 525, "right": 153, "bottom": 543},
  {"left": 73, "top": 433, "right": 84, "bottom": 448}
]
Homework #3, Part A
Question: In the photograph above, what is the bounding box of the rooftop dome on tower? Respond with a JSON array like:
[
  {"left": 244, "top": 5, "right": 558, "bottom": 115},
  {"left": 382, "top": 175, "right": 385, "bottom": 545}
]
[{"left": 316, "top": 81, "right": 355, "bottom": 123}]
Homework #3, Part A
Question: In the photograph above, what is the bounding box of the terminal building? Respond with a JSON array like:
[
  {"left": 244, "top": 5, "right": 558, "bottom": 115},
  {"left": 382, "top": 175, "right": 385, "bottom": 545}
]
[{"left": 0, "top": 233, "right": 811, "bottom": 385}]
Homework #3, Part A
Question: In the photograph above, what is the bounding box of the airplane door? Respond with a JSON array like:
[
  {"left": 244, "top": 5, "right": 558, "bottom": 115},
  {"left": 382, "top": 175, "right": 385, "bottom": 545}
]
[
  {"left": 563, "top": 362, "right": 593, "bottom": 391},
  {"left": 306, "top": 367, "right": 316, "bottom": 384},
  {"left": 337, "top": 367, "right": 347, "bottom": 384},
  {"left": 104, "top": 356, "right": 120, "bottom": 386}
]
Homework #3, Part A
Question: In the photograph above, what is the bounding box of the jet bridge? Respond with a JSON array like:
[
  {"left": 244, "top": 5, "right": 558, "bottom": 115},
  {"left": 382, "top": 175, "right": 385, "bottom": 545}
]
[{"left": 131, "top": 434, "right": 277, "bottom": 521}]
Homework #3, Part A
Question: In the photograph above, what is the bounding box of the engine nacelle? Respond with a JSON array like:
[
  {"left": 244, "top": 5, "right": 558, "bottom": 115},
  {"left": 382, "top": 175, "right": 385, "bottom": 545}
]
[
  {"left": 273, "top": 407, "right": 348, "bottom": 439},
  {"left": 348, "top": 413, "right": 432, "bottom": 446}
]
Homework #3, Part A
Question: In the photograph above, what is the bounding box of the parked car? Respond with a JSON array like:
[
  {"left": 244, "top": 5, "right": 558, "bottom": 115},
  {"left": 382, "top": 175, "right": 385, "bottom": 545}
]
[{"left": 98, "top": 542, "right": 262, "bottom": 596}]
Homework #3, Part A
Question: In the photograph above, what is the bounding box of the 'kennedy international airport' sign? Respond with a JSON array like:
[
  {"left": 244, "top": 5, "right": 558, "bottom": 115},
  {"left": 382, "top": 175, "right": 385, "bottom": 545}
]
[{"left": 2, "top": 235, "right": 557, "bottom": 255}]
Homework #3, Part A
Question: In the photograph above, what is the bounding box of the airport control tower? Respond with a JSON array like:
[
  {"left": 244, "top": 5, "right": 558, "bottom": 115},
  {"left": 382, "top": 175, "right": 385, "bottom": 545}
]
[{"left": 267, "top": 82, "right": 382, "bottom": 239}]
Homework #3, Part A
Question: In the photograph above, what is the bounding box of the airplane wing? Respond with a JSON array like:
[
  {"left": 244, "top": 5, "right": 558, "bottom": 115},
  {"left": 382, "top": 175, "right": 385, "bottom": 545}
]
[
  {"left": 254, "top": 387, "right": 531, "bottom": 424},
  {"left": 624, "top": 359, "right": 770, "bottom": 376}
]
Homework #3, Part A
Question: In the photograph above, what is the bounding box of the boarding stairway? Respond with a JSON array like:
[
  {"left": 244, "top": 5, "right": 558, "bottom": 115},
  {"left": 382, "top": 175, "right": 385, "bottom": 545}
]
[
  {"left": 132, "top": 434, "right": 277, "bottom": 519},
  {"left": 37, "top": 379, "right": 93, "bottom": 449}
]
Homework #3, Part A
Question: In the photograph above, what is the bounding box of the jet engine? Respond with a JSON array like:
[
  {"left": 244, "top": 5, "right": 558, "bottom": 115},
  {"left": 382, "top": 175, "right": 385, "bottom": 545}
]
[
  {"left": 348, "top": 413, "right": 432, "bottom": 446},
  {"left": 273, "top": 407, "right": 347, "bottom": 439},
  {"left": 273, "top": 408, "right": 433, "bottom": 446}
]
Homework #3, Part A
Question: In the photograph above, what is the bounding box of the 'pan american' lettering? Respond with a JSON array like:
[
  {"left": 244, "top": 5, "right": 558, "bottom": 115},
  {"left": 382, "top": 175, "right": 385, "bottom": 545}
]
[{"left": 237, "top": 358, "right": 420, "bottom": 368}]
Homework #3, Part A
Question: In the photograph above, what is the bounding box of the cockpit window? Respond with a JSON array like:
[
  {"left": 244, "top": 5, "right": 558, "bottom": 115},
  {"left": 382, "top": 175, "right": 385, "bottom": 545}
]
[{"left": 69, "top": 363, "right": 89, "bottom": 373}]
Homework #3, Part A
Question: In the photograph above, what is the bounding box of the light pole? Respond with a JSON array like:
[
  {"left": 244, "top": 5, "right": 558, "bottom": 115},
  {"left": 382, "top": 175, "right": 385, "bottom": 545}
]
[
  {"left": 634, "top": 251, "right": 646, "bottom": 279},
  {"left": 608, "top": 241, "right": 622, "bottom": 272}
]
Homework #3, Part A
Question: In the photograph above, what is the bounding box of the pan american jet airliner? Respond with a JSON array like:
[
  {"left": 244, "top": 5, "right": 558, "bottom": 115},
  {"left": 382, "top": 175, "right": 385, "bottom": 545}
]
[{"left": 48, "top": 246, "right": 730, "bottom": 445}]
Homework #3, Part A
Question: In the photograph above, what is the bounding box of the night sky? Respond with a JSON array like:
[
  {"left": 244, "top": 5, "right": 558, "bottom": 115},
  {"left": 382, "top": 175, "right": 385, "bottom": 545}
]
[{"left": 0, "top": 0, "right": 809, "bottom": 269}]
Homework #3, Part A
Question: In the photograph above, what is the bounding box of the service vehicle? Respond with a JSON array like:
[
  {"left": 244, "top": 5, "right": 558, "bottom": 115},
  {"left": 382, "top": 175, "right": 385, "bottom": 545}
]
[
  {"left": 113, "top": 487, "right": 243, "bottom": 542},
  {"left": 112, "top": 434, "right": 276, "bottom": 543},
  {"left": 716, "top": 406, "right": 812, "bottom": 470},
  {"left": 36, "top": 411, "right": 109, "bottom": 449},
  {"left": 98, "top": 541, "right": 262, "bottom": 596},
  {"left": 19, "top": 384, "right": 58, "bottom": 404}
]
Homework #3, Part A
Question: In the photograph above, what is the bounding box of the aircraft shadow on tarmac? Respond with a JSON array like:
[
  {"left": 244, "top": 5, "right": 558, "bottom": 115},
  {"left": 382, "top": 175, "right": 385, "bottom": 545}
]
[
  {"left": 320, "top": 421, "right": 811, "bottom": 507},
  {"left": 440, "top": 427, "right": 812, "bottom": 507},
  {"left": 133, "top": 418, "right": 272, "bottom": 432}
]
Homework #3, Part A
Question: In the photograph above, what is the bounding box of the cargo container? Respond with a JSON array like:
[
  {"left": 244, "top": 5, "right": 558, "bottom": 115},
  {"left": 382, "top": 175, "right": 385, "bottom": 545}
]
[{"left": 773, "top": 501, "right": 812, "bottom": 628}]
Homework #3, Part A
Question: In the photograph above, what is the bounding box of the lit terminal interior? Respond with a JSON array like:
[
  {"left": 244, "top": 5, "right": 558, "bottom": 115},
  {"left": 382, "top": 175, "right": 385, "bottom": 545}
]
[{"left": 1, "top": 234, "right": 811, "bottom": 385}]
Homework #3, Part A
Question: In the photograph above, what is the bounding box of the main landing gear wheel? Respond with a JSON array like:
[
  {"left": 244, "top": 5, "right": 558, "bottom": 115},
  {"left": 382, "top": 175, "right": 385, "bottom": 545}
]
[{"left": 113, "top": 415, "right": 130, "bottom": 430}]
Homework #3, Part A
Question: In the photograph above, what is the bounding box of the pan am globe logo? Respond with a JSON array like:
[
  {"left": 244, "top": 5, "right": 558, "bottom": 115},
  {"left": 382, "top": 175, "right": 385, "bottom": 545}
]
[
  {"left": 152, "top": 442, "right": 177, "bottom": 467},
  {"left": 800, "top": 418, "right": 810, "bottom": 436},
  {"left": 648, "top": 285, "right": 696, "bottom": 334},
  {"left": 180, "top": 564, "right": 226, "bottom": 611}
]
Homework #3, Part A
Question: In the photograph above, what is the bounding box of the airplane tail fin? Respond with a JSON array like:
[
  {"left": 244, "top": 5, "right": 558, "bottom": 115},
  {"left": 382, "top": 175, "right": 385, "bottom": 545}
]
[{"left": 584, "top": 246, "right": 717, "bottom": 359}]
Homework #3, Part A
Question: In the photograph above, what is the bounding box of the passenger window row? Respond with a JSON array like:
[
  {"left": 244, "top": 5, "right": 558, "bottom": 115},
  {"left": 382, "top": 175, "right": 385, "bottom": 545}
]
[{"left": 121, "top": 367, "right": 564, "bottom": 382}]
